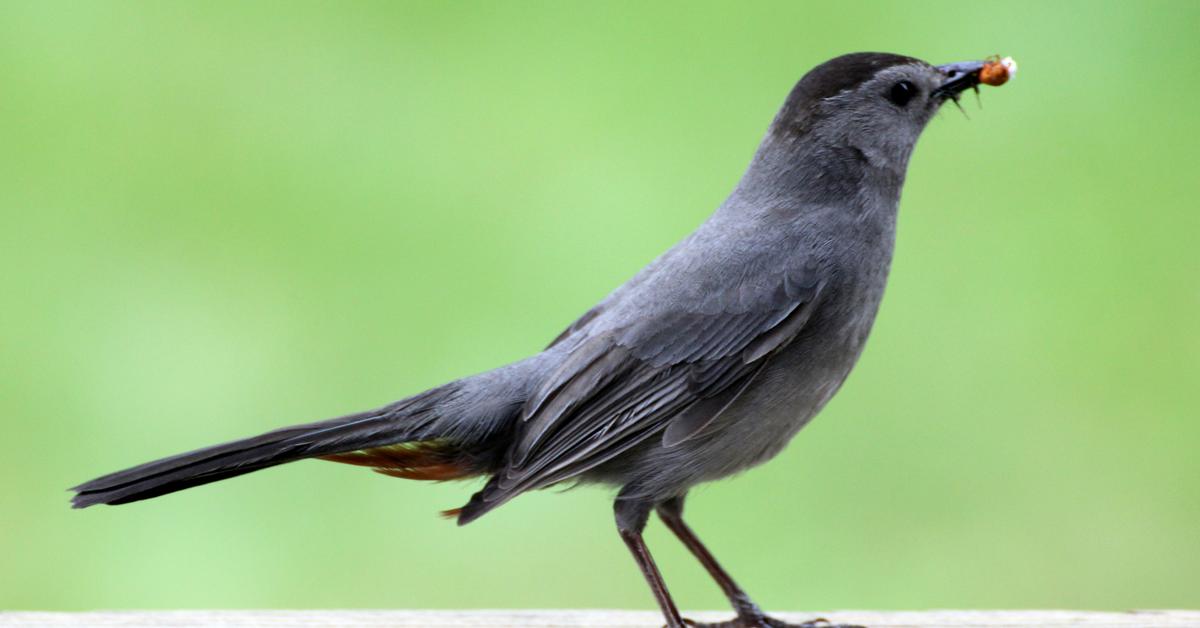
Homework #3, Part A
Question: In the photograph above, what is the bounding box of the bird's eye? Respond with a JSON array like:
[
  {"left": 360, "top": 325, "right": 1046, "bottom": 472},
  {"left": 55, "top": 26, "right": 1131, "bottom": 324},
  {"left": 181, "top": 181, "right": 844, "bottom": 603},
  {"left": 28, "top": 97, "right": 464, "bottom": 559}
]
[{"left": 887, "top": 81, "right": 917, "bottom": 107}]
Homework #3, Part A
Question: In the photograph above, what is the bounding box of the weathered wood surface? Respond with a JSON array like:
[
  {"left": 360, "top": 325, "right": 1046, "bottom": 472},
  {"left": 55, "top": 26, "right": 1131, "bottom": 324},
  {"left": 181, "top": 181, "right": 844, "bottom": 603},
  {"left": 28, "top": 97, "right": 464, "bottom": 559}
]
[{"left": 1, "top": 610, "right": 1197, "bottom": 628}]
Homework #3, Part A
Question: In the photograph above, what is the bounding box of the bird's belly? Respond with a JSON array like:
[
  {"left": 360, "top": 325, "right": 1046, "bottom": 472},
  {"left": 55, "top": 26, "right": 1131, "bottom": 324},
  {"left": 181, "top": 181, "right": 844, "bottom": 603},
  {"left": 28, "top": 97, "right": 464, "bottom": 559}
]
[
  {"left": 698, "top": 317, "right": 870, "bottom": 474},
  {"left": 593, "top": 297, "right": 880, "bottom": 501}
]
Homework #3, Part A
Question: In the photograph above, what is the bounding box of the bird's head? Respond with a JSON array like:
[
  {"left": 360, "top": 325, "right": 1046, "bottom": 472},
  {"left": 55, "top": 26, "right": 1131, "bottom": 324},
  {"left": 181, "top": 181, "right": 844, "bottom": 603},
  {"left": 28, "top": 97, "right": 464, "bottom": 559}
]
[{"left": 768, "top": 52, "right": 1015, "bottom": 173}]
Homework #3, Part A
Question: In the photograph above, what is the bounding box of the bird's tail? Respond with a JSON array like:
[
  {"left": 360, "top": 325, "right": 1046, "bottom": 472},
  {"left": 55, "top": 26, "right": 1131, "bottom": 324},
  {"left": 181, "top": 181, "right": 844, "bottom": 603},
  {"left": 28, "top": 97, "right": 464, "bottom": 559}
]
[{"left": 71, "top": 357, "right": 542, "bottom": 509}]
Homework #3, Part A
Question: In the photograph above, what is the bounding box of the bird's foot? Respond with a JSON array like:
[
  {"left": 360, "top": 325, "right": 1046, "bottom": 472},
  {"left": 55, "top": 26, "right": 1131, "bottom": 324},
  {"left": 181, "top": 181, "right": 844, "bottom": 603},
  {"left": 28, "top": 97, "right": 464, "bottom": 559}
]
[{"left": 681, "top": 615, "right": 865, "bottom": 628}]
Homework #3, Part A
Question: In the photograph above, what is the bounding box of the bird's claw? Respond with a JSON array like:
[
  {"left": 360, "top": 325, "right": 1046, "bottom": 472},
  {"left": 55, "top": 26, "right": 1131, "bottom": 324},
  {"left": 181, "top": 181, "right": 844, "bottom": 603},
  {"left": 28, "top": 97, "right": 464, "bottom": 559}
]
[{"left": 678, "top": 616, "right": 865, "bottom": 628}]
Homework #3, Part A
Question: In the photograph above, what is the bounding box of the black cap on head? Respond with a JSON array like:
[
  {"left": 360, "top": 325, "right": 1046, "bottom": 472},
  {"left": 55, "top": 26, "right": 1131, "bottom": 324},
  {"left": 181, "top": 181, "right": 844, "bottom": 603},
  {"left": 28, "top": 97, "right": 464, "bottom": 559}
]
[{"left": 773, "top": 52, "right": 922, "bottom": 138}]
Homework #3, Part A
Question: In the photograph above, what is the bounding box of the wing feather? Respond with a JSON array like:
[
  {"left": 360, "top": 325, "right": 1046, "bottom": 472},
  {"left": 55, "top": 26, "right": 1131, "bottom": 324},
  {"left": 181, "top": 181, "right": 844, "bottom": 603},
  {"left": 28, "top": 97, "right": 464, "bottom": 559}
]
[{"left": 482, "top": 264, "right": 825, "bottom": 510}]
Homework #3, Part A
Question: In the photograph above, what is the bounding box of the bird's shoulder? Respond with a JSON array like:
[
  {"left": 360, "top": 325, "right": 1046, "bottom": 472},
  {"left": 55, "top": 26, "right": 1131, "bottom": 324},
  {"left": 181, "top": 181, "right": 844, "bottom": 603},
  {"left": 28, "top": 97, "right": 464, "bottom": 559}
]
[{"left": 550, "top": 218, "right": 828, "bottom": 353}]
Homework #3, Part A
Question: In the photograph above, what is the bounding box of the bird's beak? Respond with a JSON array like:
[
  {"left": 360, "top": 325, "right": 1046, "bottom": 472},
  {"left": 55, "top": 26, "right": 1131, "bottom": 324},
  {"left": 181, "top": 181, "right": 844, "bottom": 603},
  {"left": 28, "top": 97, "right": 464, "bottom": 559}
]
[{"left": 932, "top": 61, "right": 986, "bottom": 100}]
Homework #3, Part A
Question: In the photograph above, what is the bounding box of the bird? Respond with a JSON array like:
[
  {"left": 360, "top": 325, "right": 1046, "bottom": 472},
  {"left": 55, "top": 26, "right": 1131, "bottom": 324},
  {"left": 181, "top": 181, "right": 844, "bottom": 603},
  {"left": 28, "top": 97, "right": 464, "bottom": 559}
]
[{"left": 72, "top": 52, "right": 1011, "bottom": 628}]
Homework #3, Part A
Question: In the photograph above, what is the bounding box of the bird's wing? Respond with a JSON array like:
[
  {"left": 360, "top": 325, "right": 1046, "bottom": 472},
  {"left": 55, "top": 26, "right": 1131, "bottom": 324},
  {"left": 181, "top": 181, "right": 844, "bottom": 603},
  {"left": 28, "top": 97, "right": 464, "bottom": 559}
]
[
  {"left": 546, "top": 303, "right": 604, "bottom": 349},
  {"left": 490, "top": 261, "right": 825, "bottom": 501}
]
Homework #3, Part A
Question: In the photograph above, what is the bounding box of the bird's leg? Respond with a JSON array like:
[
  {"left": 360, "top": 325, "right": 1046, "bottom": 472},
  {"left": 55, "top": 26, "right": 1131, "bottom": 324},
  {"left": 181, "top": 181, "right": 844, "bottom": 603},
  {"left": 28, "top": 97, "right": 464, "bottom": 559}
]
[
  {"left": 657, "top": 495, "right": 762, "bottom": 619},
  {"left": 656, "top": 496, "right": 863, "bottom": 628},
  {"left": 615, "top": 495, "right": 687, "bottom": 628}
]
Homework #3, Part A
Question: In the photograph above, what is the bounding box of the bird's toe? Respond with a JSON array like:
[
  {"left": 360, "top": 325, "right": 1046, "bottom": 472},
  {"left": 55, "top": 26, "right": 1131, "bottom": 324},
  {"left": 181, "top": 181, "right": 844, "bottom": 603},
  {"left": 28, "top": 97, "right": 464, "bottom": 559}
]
[{"left": 678, "top": 616, "right": 866, "bottom": 628}]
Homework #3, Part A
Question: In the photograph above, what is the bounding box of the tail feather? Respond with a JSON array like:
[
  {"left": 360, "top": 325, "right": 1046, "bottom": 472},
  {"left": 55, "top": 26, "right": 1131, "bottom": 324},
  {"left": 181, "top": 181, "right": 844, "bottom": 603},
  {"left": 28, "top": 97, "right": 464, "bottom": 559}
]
[
  {"left": 71, "top": 388, "right": 454, "bottom": 509},
  {"left": 70, "top": 352, "right": 550, "bottom": 518}
]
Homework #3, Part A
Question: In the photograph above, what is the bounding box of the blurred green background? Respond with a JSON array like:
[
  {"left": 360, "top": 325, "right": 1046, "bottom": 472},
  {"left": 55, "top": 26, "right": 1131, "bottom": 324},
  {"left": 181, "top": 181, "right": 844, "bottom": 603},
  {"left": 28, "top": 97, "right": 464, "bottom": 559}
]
[{"left": 3, "top": 0, "right": 1198, "bottom": 613}]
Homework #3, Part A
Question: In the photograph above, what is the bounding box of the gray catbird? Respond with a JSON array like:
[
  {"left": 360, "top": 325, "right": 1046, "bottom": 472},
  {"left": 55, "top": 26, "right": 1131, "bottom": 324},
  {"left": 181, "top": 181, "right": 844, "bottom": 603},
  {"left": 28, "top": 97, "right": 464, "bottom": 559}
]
[{"left": 72, "top": 52, "right": 1012, "bottom": 628}]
